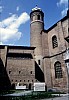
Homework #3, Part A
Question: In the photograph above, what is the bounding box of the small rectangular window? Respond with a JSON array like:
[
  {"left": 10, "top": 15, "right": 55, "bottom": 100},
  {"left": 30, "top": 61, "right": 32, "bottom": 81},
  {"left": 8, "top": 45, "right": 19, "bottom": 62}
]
[
  {"left": 38, "top": 60, "right": 40, "bottom": 65},
  {"left": 9, "top": 71, "right": 11, "bottom": 74},
  {"left": 28, "top": 80, "right": 29, "bottom": 82},
  {"left": 20, "top": 80, "right": 21, "bottom": 82}
]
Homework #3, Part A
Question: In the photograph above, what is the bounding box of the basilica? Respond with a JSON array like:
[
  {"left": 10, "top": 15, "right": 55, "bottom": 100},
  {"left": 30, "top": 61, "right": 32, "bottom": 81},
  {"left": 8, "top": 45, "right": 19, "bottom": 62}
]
[{"left": 0, "top": 6, "right": 69, "bottom": 92}]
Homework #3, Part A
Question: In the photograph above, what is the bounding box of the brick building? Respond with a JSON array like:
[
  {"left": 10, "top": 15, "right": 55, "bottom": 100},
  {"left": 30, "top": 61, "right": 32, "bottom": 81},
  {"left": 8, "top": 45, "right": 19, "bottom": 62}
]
[{"left": 0, "top": 7, "right": 69, "bottom": 92}]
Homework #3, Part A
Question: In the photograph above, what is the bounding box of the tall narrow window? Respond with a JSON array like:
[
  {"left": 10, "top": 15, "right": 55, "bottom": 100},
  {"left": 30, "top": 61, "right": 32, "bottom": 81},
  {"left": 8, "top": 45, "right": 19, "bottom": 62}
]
[
  {"left": 38, "top": 60, "right": 40, "bottom": 65},
  {"left": 54, "top": 61, "right": 62, "bottom": 78},
  {"left": 30, "top": 71, "right": 32, "bottom": 74},
  {"left": 52, "top": 35, "right": 58, "bottom": 48},
  {"left": 19, "top": 71, "right": 21, "bottom": 74},
  {"left": 37, "top": 15, "right": 40, "bottom": 20}
]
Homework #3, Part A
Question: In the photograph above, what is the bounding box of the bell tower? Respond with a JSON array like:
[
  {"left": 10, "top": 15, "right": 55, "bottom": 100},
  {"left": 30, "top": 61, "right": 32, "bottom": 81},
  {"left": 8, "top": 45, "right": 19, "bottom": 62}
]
[{"left": 30, "top": 6, "right": 44, "bottom": 71}]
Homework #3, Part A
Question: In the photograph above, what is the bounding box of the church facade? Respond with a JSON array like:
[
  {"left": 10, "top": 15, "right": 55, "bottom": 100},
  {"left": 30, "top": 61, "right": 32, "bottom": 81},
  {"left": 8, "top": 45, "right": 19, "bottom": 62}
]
[{"left": 0, "top": 7, "right": 69, "bottom": 92}]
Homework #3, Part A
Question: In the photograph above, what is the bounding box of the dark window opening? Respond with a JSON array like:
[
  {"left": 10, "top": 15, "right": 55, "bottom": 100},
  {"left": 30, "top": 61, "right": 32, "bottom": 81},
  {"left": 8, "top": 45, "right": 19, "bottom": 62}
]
[
  {"left": 19, "top": 71, "right": 21, "bottom": 74},
  {"left": 54, "top": 61, "right": 62, "bottom": 78},
  {"left": 29, "top": 83, "right": 31, "bottom": 90},
  {"left": 38, "top": 60, "right": 40, "bottom": 65},
  {"left": 52, "top": 35, "right": 58, "bottom": 48},
  {"left": 9, "top": 71, "right": 11, "bottom": 74},
  {"left": 20, "top": 80, "right": 21, "bottom": 82},
  {"left": 11, "top": 80, "right": 13, "bottom": 82},
  {"left": 28, "top": 80, "right": 29, "bottom": 82},
  {"left": 30, "top": 71, "right": 32, "bottom": 74},
  {"left": 37, "top": 15, "right": 40, "bottom": 20}
]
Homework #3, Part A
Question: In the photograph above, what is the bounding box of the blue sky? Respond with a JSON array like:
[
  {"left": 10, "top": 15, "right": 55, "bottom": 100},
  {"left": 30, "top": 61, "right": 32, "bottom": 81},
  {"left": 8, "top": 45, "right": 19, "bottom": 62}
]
[{"left": 0, "top": 0, "right": 68, "bottom": 46}]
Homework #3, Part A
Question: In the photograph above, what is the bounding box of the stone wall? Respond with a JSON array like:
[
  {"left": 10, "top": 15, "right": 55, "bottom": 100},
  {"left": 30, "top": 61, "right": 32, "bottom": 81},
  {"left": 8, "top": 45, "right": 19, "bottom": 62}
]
[
  {"left": 6, "top": 46, "right": 35, "bottom": 89},
  {"left": 50, "top": 54, "right": 67, "bottom": 92},
  {"left": 42, "top": 18, "right": 68, "bottom": 92},
  {"left": 6, "top": 58, "right": 35, "bottom": 88}
]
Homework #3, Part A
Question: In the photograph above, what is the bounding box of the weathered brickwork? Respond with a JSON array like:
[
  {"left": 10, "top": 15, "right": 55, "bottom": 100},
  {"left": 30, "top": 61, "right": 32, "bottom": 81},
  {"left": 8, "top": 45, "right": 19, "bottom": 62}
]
[
  {"left": 0, "top": 7, "right": 69, "bottom": 92},
  {"left": 7, "top": 58, "right": 35, "bottom": 88}
]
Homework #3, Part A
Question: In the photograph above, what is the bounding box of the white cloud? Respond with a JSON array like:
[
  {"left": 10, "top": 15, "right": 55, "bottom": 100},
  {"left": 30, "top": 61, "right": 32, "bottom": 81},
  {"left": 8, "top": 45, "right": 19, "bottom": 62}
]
[
  {"left": 57, "top": 0, "right": 68, "bottom": 17},
  {"left": 16, "top": 6, "right": 19, "bottom": 11},
  {"left": 61, "top": 7, "right": 68, "bottom": 17},
  {"left": 0, "top": 14, "right": 18, "bottom": 28},
  {"left": 9, "top": 12, "right": 30, "bottom": 29},
  {"left": 0, "top": 12, "right": 30, "bottom": 44},
  {"left": 57, "top": 0, "right": 68, "bottom": 6},
  {"left": 0, "top": 28, "right": 21, "bottom": 41}
]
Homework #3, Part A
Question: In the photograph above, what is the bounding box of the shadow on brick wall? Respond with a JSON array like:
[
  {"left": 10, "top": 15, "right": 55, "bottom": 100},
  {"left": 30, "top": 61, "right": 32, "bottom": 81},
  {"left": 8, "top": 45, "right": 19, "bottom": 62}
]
[
  {"left": 0, "top": 58, "right": 11, "bottom": 90},
  {"left": 35, "top": 61, "right": 45, "bottom": 82}
]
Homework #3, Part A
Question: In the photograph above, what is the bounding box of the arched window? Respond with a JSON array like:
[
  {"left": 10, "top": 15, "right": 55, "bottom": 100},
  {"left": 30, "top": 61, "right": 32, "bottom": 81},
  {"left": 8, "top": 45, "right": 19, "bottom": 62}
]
[
  {"left": 52, "top": 35, "right": 58, "bottom": 48},
  {"left": 54, "top": 61, "right": 62, "bottom": 78},
  {"left": 37, "top": 15, "right": 40, "bottom": 20}
]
